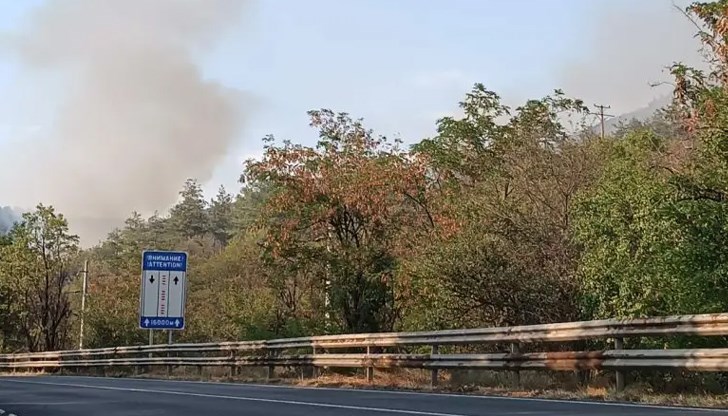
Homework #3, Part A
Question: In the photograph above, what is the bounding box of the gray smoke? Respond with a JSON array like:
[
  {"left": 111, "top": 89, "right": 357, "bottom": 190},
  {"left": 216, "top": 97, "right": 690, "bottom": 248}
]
[
  {"left": 1, "top": 0, "right": 249, "bottom": 245},
  {"left": 0, "top": 206, "right": 22, "bottom": 234},
  {"left": 558, "top": 0, "right": 703, "bottom": 116}
]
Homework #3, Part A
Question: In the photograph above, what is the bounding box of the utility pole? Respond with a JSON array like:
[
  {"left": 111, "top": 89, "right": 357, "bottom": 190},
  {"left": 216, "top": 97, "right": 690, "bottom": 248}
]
[
  {"left": 593, "top": 104, "right": 614, "bottom": 139},
  {"left": 78, "top": 260, "right": 89, "bottom": 349},
  {"left": 324, "top": 228, "right": 331, "bottom": 330}
]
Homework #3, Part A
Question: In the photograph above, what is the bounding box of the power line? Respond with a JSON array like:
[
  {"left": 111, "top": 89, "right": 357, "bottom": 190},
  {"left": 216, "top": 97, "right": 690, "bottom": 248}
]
[{"left": 593, "top": 104, "right": 615, "bottom": 139}]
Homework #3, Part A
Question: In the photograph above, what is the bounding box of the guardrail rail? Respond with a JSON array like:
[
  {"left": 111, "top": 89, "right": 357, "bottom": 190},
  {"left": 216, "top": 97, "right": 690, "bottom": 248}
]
[{"left": 3, "top": 313, "right": 728, "bottom": 391}]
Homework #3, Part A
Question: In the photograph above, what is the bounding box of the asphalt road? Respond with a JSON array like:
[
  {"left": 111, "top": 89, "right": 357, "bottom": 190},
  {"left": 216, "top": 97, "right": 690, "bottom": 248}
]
[{"left": 0, "top": 376, "right": 725, "bottom": 416}]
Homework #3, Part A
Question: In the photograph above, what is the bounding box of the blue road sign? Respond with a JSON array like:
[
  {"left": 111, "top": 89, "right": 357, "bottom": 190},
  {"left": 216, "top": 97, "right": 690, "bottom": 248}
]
[
  {"left": 140, "top": 316, "right": 185, "bottom": 330},
  {"left": 139, "top": 250, "right": 188, "bottom": 330}
]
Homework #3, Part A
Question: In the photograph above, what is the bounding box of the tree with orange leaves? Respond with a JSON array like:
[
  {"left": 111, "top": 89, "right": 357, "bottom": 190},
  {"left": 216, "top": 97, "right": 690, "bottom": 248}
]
[{"left": 243, "top": 109, "right": 435, "bottom": 333}]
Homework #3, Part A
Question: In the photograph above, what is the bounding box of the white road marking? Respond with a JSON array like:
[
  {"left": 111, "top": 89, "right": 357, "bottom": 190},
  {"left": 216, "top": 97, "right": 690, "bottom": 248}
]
[
  {"left": 51, "top": 375, "right": 728, "bottom": 413},
  {"left": 0, "top": 401, "right": 97, "bottom": 406},
  {"left": 0, "top": 409, "right": 5, "bottom": 414},
  {"left": 0, "top": 378, "right": 470, "bottom": 416}
]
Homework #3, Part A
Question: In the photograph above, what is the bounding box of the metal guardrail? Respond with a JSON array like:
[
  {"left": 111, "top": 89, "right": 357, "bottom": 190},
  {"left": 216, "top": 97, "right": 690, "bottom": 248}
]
[{"left": 2, "top": 313, "right": 728, "bottom": 390}]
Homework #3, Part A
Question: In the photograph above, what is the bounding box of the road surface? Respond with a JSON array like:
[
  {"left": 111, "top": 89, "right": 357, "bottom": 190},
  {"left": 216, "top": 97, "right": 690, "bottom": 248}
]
[{"left": 0, "top": 375, "right": 725, "bottom": 415}]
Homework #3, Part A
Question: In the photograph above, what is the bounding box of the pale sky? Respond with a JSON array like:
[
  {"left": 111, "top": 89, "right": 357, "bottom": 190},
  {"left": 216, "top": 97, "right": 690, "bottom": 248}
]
[{"left": 0, "top": 0, "right": 701, "bottom": 244}]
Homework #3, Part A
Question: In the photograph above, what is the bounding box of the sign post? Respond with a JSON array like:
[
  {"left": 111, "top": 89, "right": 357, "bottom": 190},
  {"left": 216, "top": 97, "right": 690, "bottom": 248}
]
[{"left": 139, "top": 250, "right": 188, "bottom": 335}]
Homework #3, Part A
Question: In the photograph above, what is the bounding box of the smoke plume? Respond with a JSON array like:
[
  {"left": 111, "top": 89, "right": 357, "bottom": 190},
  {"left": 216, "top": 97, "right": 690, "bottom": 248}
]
[
  {"left": 558, "top": 0, "right": 702, "bottom": 116},
  {"left": 1, "top": 0, "right": 249, "bottom": 245},
  {"left": 0, "top": 206, "right": 21, "bottom": 234}
]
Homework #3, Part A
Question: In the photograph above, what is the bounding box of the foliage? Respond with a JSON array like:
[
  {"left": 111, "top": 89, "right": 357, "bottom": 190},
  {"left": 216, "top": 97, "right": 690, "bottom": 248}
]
[
  {"left": 0, "top": 205, "right": 79, "bottom": 351},
  {"left": 403, "top": 88, "right": 594, "bottom": 330},
  {"left": 170, "top": 178, "right": 209, "bottom": 239},
  {"left": 244, "top": 110, "right": 434, "bottom": 333},
  {"left": 574, "top": 131, "right": 685, "bottom": 318},
  {"left": 186, "top": 231, "right": 288, "bottom": 341},
  {"left": 209, "top": 185, "right": 234, "bottom": 246}
]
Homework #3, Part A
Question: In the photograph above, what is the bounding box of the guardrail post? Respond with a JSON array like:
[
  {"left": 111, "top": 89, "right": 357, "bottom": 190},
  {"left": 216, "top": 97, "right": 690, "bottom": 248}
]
[
  {"left": 58, "top": 354, "right": 65, "bottom": 375},
  {"left": 430, "top": 344, "right": 439, "bottom": 389},
  {"left": 148, "top": 330, "right": 154, "bottom": 358},
  {"left": 366, "top": 346, "right": 374, "bottom": 383},
  {"left": 311, "top": 346, "right": 318, "bottom": 379},
  {"left": 510, "top": 342, "right": 520, "bottom": 387},
  {"left": 230, "top": 350, "right": 237, "bottom": 379},
  {"left": 166, "top": 330, "right": 173, "bottom": 377},
  {"left": 267, "top": 349, "right": 276, "bottom": 381},
  {"left": 614, "top": 337, "right": 625, "bottom": 392}
]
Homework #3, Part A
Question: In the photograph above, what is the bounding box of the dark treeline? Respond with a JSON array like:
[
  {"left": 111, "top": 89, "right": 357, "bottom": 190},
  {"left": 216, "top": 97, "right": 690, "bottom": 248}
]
[{"left": 2, "top": 1, "right": 728, "bottom": 352}]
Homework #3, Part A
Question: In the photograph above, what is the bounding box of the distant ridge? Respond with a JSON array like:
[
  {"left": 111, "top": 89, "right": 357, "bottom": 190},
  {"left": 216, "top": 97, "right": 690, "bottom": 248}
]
[{"left": 602, "top": 95, "right": 672, "bottom": 134}]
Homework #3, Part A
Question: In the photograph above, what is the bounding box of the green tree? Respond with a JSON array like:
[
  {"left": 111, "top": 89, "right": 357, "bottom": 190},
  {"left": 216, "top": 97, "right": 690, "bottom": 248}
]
[
  {"left": 0, "top": 233, "right": 11, "bottom": 247},
  {"left": 209, "top": 185, "right": 234, "bottom": 246},
  {"left": 574, "top": 131, "right": 677, "bottom": 318},
  {"left": 403, "top": 86, "right": 595, "bottom": 330},
  {"left": 232, "top": 181, "right": 273, "bottom": 233},
  {"left": 170, "top": 178, "right": 209, "bottom": 239},
  {"left": 185, "top": 231, "right": 281, "bottom": 341},
  {"left": 0, "top": 204, "right": 79, "bottom": 351},
  {"left": 0, "top": 229, "right": 14, "bottom": 351}
]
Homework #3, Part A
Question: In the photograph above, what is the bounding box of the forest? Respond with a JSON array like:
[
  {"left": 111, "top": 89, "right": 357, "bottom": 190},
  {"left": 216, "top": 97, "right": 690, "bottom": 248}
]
[{"left": 1, "top": 1, "right": 728, "bottom": 353}]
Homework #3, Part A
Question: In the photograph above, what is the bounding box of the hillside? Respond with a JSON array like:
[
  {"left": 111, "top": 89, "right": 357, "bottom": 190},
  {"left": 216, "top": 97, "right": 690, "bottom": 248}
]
[{"left": 603, "top": 95, "right": 672, "bottom": 134}]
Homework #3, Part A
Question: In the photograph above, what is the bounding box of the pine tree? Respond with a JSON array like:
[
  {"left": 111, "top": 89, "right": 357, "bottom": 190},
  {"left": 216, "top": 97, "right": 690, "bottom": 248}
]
[
  {"left": 209, "top": 185, "right": 234, "bottom": 246},
  {"left": 170, "top": 179, "right": 209, "bottom": 239}
]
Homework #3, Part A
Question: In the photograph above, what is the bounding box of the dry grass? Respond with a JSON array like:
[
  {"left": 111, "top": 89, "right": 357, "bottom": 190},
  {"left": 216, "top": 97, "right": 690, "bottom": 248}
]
[
  {"left": 297, "top": 368, "right": 429, "bottom": 390},
  {"left": 289, "top": 369, "right": 728, "bottom": 410},
  {"left": 0, "top": 370, "right": 47, "bottom": 377}
]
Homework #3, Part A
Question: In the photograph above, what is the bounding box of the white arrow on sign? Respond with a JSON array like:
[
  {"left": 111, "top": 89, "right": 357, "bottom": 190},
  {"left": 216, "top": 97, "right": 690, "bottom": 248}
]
[
  {"left": 175, "top": 319, "right": 180, "bottom": 327},
  {"left": 144, "top": 319, "right": 150, "bottom": 326},
  {"left": 142, "top": 271, "right": 159, "bottom": 317}
]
